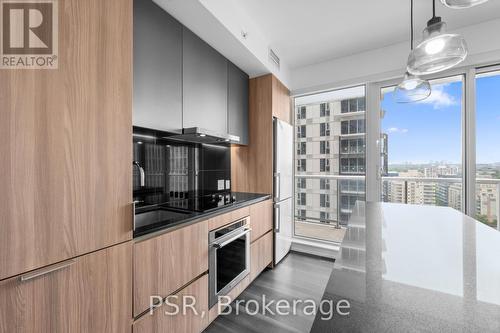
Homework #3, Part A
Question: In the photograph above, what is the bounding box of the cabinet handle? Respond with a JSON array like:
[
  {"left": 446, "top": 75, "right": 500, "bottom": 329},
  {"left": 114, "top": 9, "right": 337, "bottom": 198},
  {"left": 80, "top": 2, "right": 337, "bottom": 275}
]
[{"left": 20, "top": 259, "right": 76, "bottom": 282}]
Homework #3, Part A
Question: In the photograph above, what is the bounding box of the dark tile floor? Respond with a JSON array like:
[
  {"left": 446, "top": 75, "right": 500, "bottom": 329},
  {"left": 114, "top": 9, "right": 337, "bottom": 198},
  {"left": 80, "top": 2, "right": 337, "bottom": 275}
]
[{"left": 204, "top": 252, "right": 334, "bottom": 333}]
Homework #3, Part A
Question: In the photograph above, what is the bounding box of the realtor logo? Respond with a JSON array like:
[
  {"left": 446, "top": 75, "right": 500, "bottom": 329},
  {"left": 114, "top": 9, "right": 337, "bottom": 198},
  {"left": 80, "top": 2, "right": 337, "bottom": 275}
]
[{"left": 1, "top": 0, "right": 58, "bottom": 69}]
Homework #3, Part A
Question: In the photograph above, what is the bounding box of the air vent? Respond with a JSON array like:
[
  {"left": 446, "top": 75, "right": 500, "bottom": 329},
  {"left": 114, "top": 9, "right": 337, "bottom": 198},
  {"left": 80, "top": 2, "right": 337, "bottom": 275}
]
[{"left": 268, "top": 48, "right": 280, "bottom": 70}]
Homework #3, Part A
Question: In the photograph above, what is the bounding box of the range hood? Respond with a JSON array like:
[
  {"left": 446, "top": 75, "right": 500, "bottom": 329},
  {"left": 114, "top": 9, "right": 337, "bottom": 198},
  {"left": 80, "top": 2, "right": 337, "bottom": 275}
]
[{"left": 169, "top": 127, "right": 240, "bottom": 144}]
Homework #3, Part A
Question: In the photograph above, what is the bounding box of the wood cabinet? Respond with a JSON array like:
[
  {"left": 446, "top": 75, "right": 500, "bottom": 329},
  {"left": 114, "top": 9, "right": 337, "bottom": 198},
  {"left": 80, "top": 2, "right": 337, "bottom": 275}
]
[
  {"left": 0, "top": 242, "right": 132, "bottom": 333},
  {"left": 133, "top": 274, "right": 208, "bottom": 333},
  {"left": 133, "top": 221, "right": 209, "bottom": 316},
  {"left": 183, "top": 27, "right": 228, "bottom": 135},
  {"left": 208, "top": 206, "right": 250, "bottom": 231},
  {"left": 250, "top": 231, "right": 273, "bottom": 282},
  {"left": 133, "top": 0, "right": 183, "bottom": 132},
  {"left": 272, "top": 76, "right": 292, "bottom": 123},
  {"left": 228, "top": 62, "right": 249, "bottom": 145},
  {"left": 249, "top": 199, "right": 273, "bottom": 242},
  {"left": 230, "top": 74, "right": 291, "bottom": 195},
  {"left": 0, "top": 0, "right": 132, "bottom": 280}
]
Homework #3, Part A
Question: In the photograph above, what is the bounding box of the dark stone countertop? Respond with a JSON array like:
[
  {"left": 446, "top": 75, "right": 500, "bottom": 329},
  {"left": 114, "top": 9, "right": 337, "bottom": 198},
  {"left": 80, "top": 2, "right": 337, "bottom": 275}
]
[
  {"left": 133, "top": 192, "right": 271, "bottom": 240},
  {"left": 311, "top": 202, "right": 500, "bottom": 333}
]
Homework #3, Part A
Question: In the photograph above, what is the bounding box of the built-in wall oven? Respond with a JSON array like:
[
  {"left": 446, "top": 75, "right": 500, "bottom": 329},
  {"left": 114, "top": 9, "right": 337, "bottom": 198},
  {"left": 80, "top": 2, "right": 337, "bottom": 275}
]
[{"left": 209, "top": 218, "right": 251, "bottom": 307}]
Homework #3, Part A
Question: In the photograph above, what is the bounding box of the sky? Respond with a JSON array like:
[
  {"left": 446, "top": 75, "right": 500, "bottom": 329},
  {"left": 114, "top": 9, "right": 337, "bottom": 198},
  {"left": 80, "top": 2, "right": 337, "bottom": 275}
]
[{"left": 381, "top": 73, "right": 500, "bottom": 165}]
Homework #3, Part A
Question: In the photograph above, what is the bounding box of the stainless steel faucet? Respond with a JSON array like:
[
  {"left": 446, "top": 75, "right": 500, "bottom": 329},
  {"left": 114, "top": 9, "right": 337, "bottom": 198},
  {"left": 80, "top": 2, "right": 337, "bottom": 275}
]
[{"left": 133, "top": 161, "right": 145, "bottom": 187}]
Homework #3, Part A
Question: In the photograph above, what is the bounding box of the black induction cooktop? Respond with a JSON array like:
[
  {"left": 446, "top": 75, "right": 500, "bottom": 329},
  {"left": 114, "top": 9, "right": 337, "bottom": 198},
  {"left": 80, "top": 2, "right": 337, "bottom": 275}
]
[{"left": 133, "top": 192, "right": 270, "bottom": 237}]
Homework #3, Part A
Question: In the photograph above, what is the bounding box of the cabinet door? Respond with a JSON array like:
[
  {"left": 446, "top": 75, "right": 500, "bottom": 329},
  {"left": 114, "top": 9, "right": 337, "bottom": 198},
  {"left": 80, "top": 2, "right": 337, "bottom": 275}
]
[
  {"left": 250, "top": 231, "right": 273, "bottom": 281},
  {"left": 0, "top": 242, "right": 132, "bottom": 333},
  {"left": 183, "top": 28, "right": 228, "bottom": 134},
  {"left": 133, "top": 0, "right": 182, "bottom": 132},
  {"left": 249, "top": 200, "right": 273, "bottom": 242},
  {"left": 228, "top": 62, "right": 249, "bottom": 145},
  {"left": 0, "top": 0, "right": 132, "bottom": 280},
  {"left": 133, "top": 220, "right": 209, "bottom": 316},
  {"left": 133, "top": 274, "right": 209, "bottom": 333},
  {"left": 272, "top": 76, "right": 291, "bottom": 124}
]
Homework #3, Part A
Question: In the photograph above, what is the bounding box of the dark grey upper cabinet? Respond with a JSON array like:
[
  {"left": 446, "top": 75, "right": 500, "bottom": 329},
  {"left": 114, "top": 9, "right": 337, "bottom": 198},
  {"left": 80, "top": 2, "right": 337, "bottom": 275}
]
[
  {"left": 133, "top": 0, "right": 182, "bottom": 133},
  {"left": 228, "top": 62, "right": 249, "bottom": 145},
  {"left": 183, "top": 28, "right": 228, "bottom": 135}
]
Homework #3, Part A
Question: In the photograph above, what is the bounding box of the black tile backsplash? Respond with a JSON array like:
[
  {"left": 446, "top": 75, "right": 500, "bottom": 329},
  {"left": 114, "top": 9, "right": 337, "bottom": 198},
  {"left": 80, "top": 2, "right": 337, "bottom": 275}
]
[{"left": 133, "top": 127, "right": 231, "bottom": 205}]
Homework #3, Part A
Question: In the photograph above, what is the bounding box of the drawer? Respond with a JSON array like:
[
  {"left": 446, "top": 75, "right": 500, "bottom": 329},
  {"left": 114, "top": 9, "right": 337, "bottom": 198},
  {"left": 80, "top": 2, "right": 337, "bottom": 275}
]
[
  {"left": 250, "top": 231, "right": 273, "bottom": 282},
  {"left": 0, "top": 242, "right": 132, "bottom": 333},
  {"left": 133, "top": 220, "right": 208, "bottom": 316},
  {"left": 249, "top": 199, "right": 273, "bottom": 242},
  {"left": 133, "top": 274, "right": 208, "bottom": 333},
  {"left": 208, "top": 206, "right": 250, "bottom": 231}
]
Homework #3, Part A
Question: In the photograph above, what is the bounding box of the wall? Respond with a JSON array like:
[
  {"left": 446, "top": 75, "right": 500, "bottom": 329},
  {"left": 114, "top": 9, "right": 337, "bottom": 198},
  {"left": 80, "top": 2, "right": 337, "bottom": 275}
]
[
  {"left": 133, "top": 127, "right": 231, "bottom": 206},
  {"left": 290, "top": 18, "right": 500, "bottom": 94}
]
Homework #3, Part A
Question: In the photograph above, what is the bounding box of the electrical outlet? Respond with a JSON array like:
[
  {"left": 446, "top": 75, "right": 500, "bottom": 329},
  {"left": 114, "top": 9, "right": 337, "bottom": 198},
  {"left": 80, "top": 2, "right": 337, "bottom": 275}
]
[{"left": 217, "top": 179, "right": 224, "bottom": 191}]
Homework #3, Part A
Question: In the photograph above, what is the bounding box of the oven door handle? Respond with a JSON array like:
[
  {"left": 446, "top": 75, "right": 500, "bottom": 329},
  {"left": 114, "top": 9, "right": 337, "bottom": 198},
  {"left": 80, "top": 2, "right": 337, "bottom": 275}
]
[{"left": 212, "top": 228, "right": 251, "bottom": 249}]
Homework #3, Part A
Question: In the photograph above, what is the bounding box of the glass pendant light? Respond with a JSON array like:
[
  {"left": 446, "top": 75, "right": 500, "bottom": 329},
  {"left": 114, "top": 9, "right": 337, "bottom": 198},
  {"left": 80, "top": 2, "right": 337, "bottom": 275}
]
[
  {"left": 395, "top": 0, "right": 431, "bottom": 103},
  {"left": 407, "top": 0, "right": 467, "bottom": 76},
  {"left": 440, "top": 0, "right": 489, "bottom": 9},
  {"left": 395, "top": 72, "right": 432, "bottom": 103}
]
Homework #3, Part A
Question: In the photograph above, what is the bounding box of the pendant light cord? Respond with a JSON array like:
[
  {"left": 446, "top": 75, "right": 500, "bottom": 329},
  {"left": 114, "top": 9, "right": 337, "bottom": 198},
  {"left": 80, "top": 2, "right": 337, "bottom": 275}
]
[{"left": 432, "top": 0, "right": 436, "bottom": 18}]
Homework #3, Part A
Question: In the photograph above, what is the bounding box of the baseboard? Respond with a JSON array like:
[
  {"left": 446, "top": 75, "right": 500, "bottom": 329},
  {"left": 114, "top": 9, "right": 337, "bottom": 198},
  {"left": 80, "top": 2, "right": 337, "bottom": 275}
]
[{"left": 291, "top": 238, "right": 339, "bottom": 260}]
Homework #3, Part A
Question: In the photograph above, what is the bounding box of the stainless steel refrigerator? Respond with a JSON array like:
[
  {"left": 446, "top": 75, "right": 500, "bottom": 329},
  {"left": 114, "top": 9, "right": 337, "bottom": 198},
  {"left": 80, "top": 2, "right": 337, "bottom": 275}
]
[{"left": 273, "top": 118, "right": 293, "bottom": 265}]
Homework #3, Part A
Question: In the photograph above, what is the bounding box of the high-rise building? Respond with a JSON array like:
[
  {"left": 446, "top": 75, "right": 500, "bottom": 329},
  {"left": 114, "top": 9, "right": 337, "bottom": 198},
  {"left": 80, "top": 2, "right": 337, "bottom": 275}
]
[
  {"left": 476, "top": 183, "right": 498, "bottom": 224},
  {"left": 295, "top": 95, "right": 373, "bottom": 226}
]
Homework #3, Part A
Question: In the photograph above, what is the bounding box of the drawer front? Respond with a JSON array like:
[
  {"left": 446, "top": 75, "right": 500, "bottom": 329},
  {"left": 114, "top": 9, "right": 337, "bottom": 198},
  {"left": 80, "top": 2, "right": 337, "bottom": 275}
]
[
  {"left": 250, "top": 231, "right": 273, "bottom": 281},
  {"left": 133, "top": 220, "right": 208, "bottom": 316},
  {"left": 0, "top": 242, "right": 132, "bottom": 333},
  {"left": 208, "top": 206, "right": 250, "bottom": 231},
  {"left": 133, "top": 274, "right": 208, "bottom": 333},
  {"left": 249, "top": 199, "right": 273, "bottom": 242}
]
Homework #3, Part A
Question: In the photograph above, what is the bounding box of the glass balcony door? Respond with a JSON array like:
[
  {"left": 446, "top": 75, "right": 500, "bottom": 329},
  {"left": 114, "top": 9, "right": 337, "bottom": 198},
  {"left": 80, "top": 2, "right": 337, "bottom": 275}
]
[
  {"left": 475, "top": 69, "right": 500, "bottom": 230},
  {"left": 293, "top": 86, "right": 366, "bottom": 243}
]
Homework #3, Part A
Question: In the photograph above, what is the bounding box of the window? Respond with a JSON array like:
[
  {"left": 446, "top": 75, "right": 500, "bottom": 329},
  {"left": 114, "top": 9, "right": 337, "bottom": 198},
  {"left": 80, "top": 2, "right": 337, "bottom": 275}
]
[
  {"left": 320, "top": 212, "right": 330, "bottom": 222},
  {"left": 320, "top": 123, "right": 330, "bottom": 136},
  {"left": 341, "top": 121, "right": 349, "bottom": 135},
  {"left": 297, "top": 125, "right": 306, "bottom": 138},
  {"left": 297, "top": 159, "right": 306, "bottom": 172},
  {"left": 320, "top": 103, "right": 330, "bottom": 117},
  {"left": 475, "top": 70, "right": 500, "bottom": 229},
  {"left": 297, "top": 142, "right": 306, "bottom": 155},
  {"left": 320, "top": 141, "right": 330, "bottom": 154},
  {"left": 297, "top": 178, "right": 306, "bottom": 189},
  {"left": 320, "top": 158, "right": 330, "bottom": 172},
  {"left": 297, "top": 106, "right": 306, "bottom": 119},
  {"left": 341, "top": 100, "right": 349, "bottom": 113},
  {"left": 297, "top": 193, "right": 306, "bottom": 206},
  {"left": 358, "top": 119, "right": 366, "bottom": 133},
  {"left": 320, "top": 194, "right": 330, "bottom": 208},
  {"left": 341, "top": 119, "right": 365, "bottom": 135},
  {"left": 349, "top": 120, "right": 357, "bottom": 134},
  {"left": 294, "top": 85, "right": 366, "bottom": 242},
  {"left": 380, "top": 76, "right": 464, "bottom": 210},
  {"left": 341, "top": 97, "right": 365, "bottom": 113},
  {"left": 349, "top": 99, "right": 357, "bottom": 113},
  {"left": 341, "top": 158, "right": 349, "bottom": 173},
  {"left": 358, "top": 97, "right": 365, "bottom": 111}
]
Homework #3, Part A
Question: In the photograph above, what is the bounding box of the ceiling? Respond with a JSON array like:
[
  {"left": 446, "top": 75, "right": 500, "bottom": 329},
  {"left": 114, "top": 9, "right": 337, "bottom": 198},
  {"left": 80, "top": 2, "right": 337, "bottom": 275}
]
[{"left": 231, "top": 0, "right": 500, "bottom": 69}]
